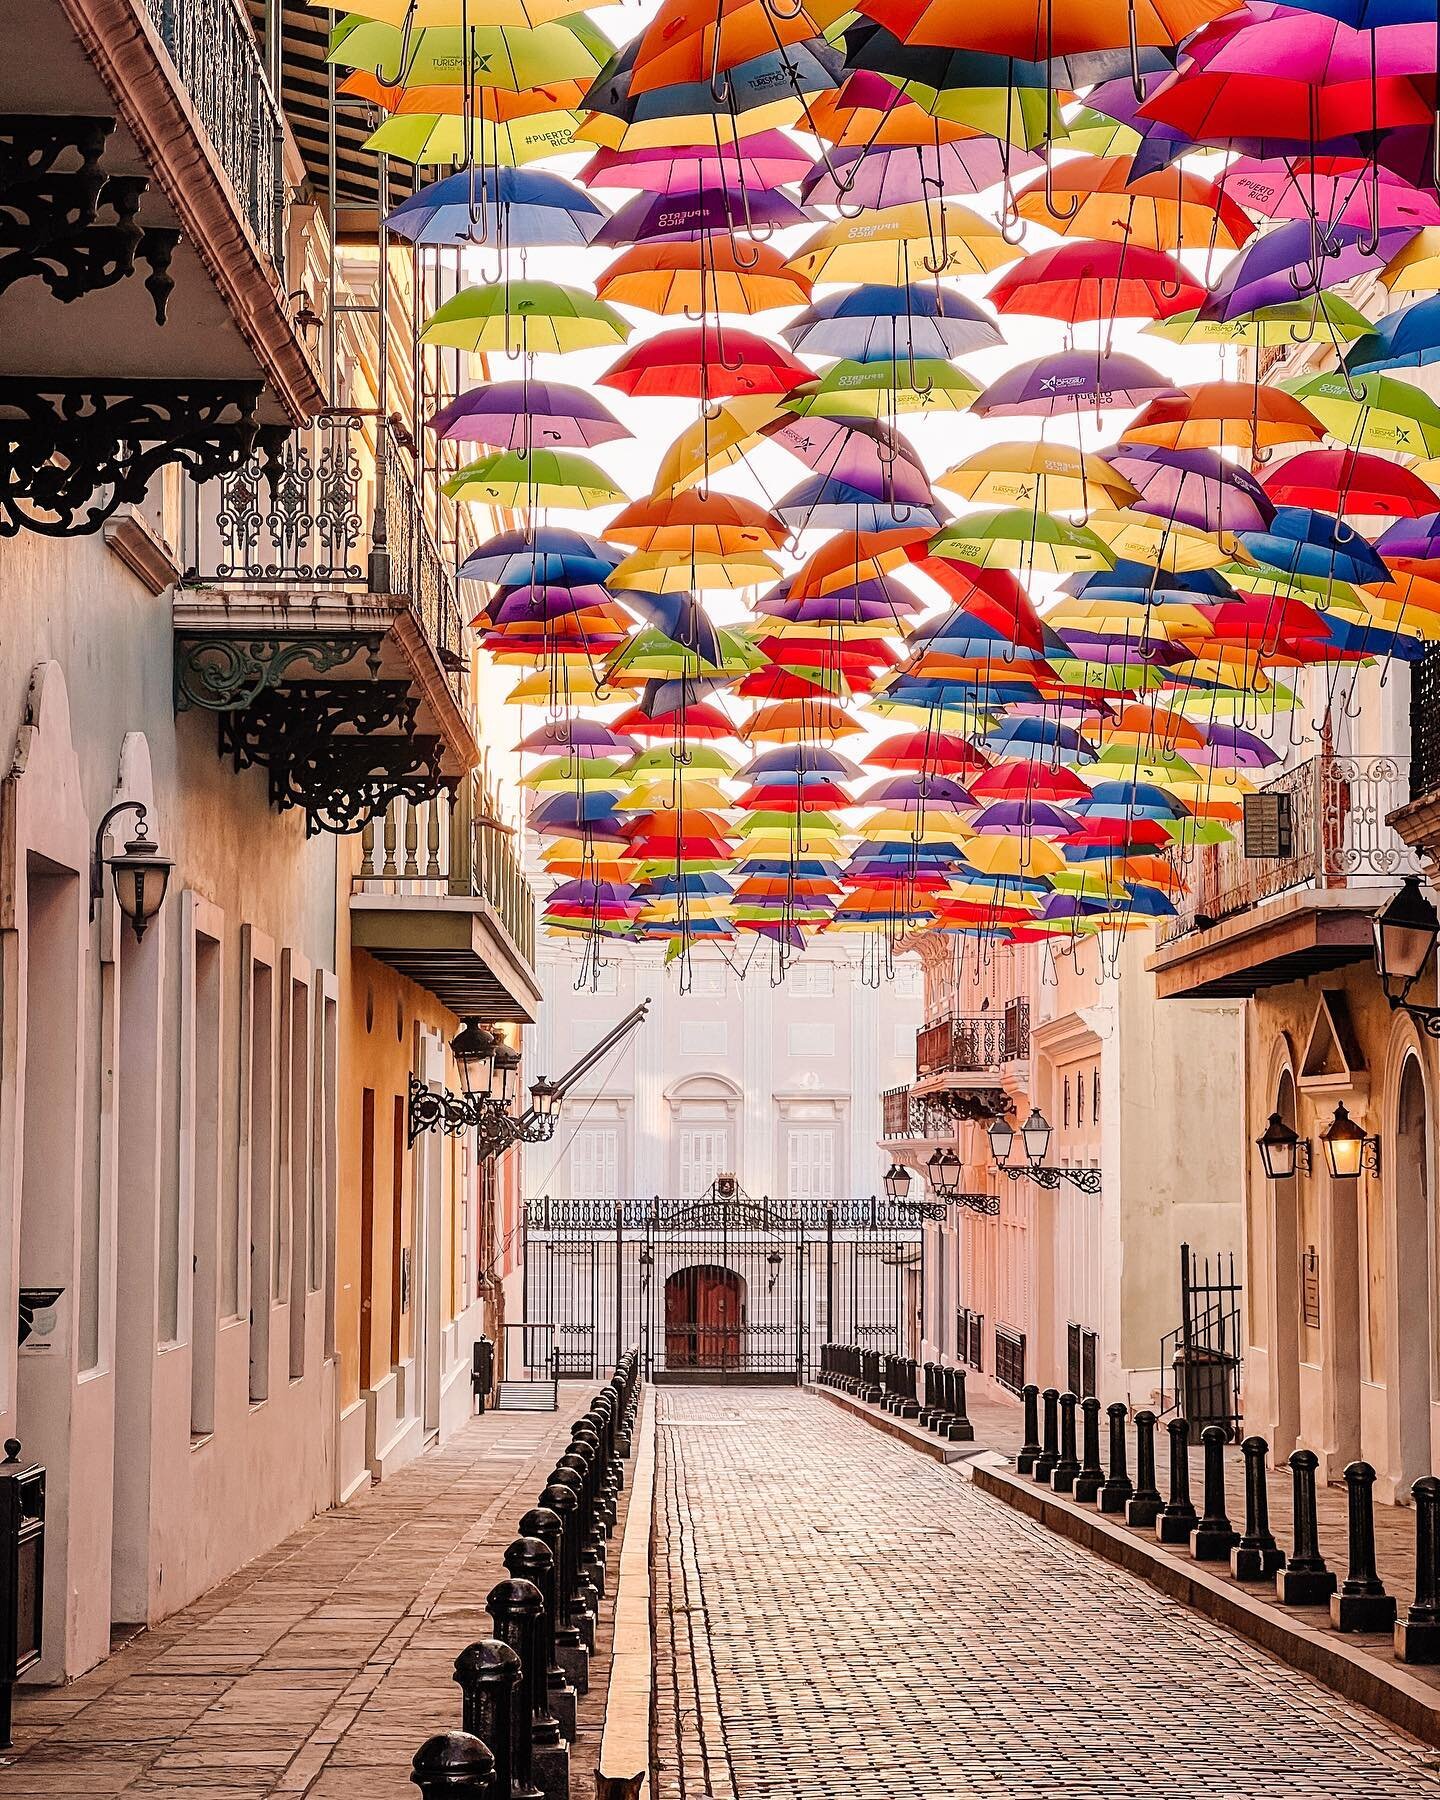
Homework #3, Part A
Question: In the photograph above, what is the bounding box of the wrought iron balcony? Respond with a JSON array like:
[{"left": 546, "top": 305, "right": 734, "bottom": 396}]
[
  {"left": 916, "top": 1012, "right": 1005, "bottom": 1079},
  {"left": 172, "top": 411, "right": 477, "bottom": 837},
  {"left": 1157, "top": 755, "right": 1419, "bottom": 945},
  {"left": 351, "top": 774, "right": 541, "bottom": 1023},
  {"left": 1149, "top": 753, "right": 1422, "bottom": 1000}
]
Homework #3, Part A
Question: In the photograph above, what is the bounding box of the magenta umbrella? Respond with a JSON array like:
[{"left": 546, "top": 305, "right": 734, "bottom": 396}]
[
  {"left": 765, "top": 414, "right": 933, "bottom": 505},
  {"left": 578, "top": 133, "right": 815, "bottom": 192},
  {"left": 800, "top": 139, "right": 1044, "bottom": 209},
  {"left": 593, "top": 184, "right": 811, "bottom": 246},
  {"left": 1222, "top": 156, "right": 1440, "bottom": 230},
  {"left": 973, "top": 350, "right": 1177, "bottom": 416},
  {"left": 1099, "top": 444, "right": 1275, "bottom": 535},
  {"left": 430, "top": 380, "right": 628, "bottom": 450}
]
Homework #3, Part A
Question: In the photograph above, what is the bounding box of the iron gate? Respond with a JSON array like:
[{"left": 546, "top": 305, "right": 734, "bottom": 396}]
[{"left": 521, "top": 1189, "right": 928, "bottom": 1382}]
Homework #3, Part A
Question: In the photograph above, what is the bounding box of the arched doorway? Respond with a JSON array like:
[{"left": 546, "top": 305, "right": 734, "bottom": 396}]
[
  {"left": 1270, "top": 1068, "right": 1302, "bottom": 1458},
  {"left": 1393, "top": 1055, "right": 1432, "bottom": 1489},
  {"left": 665, "top": 1265, "right": 745, "bottom": 1370}
]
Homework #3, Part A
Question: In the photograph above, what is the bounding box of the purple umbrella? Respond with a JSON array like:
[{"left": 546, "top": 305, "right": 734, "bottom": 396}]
[
  {"left": 485, "top": 584, "right": 627, "bottom": 624},
  {"left": 973, "top": 350, "right": 1178, "bottom": 416},
  {"left": 515, "top": 720, "right": 637, "bottom": 755},
  {"left": 1084, "top": 71, "right": 1196, "bottom": 178},
  {"left": 860, "top": 774, "right": 977, "bottom": 808},
  {"left": 579, "top": 133, "right": 813, "bottom": 192},
  {"left": 754, "top": 589, "right": 924, "bottom": 623},
  {"left": 970, "top": 799, "right": 1080, "bottom": 834},
  {"left": 1099, "top": 444, "right": 1276, "bottom": 535},
  {"left": 1199, "top": 219, "right": 1420, "bottom": 321},
  {"left": 800, "top": 139, "right": 1043, "bottom": 209},
  {"left": 765, "top": 413, "right": 933, "bottom": 503},
  {"left": 430, "top": 380, "right": 628, "bottom": 451},
  {"left": 1191, "top": 724, "right": 1282, "bottom": 769},
  {"left": 594, "top": 185, "right": 810, "bottom": 246},
  {"left": 548, "top": 878, "right": 642, "bottom": 907},
  {"left": 1376, "top": 513, "right": 1440, "bottom": 561}
]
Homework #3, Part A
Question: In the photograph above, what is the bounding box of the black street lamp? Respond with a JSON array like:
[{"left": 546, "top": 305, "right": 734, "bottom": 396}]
[
  {"left": 1320, "top": 1101, "right": 1380, "bottom": 1180},
  {"left": 1256, "top": 1111, "right": 1310, "bottom": 1181},
  {"left": 90, "top": 801, "right": 173, "bottom": 942},
  {"left": 987, "top": 1115, "right": 1015, "bottom": 1167},
  {"left": 987, "top": 1104, "right": 1101, "bottom": 1193},
  {"left": 1373, "top": 877, "right": 1440, "bottom": 1030},
  {"left": 883, "top": 1163, "right": 912, "bottom": 1204}
]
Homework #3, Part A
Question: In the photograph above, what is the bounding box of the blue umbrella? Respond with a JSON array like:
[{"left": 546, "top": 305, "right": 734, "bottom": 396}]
[
  {"left": 1345, "top": 296, "right": 1440, "bottom": 375},
  {"left": 979, "top": 718, "right": 1098, "bottom": 761},
  {"left": 460, "top": 527, "right": 622, "bottom": 587},
  {"left": 741, "top": 746, "right": 863, "bottom": 780},
  {"left": 623, "top": 594, "right": 724, "bottom": 665},
  {"left": 783, "top": 285, "right": 1002, "bottom": 361},
  {"left": 386, "top": 169, "right": 608, "bottom": 247},
  {"left": 1238, "top": 507, "right": 1390, "bottom": 587},
  {"left": 775, "top": 476, "right": 944, "bottom": 533}
]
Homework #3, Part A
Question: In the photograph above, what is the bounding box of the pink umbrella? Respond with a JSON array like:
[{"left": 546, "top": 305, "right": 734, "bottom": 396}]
[
  {"left": 577, "top": 134, "right": 815, "bottom": 194},
  {"left": 801, "top": 139, "right": 1044, "bottom": 209},
  {"left": 1222, "top": 156, "right": 1440, "bottom": 230}
]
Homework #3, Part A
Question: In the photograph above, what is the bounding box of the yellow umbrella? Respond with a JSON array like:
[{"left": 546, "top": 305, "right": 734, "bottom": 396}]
[
  {"left": 1082, "top": 508, "right": 1230, "bottom": 572},
  {"left": 963, "top": 836, "right": 1066, "bottom": 877},
  {"left": 610, "top": 548, "right": 783, "bottom": 591},
  {"left": 505, "top": 668, "right": 616, "bottom": 703},
  {"left": 365, "top": 110, "right": 585, "bottom": 164},
  {"left": 577, "top": 98, "right": 803, "bottom": 151},
  {"left": 785, "top": 203, "right": 1022, "bottom": 285},
  {"left": 937, "top": 442, "right": 1138, "bottom": 512},
  {"left": 856, "top": 812, "right": 972, "bottom": 842},
  {"left": 1382, "top": 229, "right": 1440, "bottom": 293},
  {"left": 650, "top": 397, "right": 787, "bottom": 494}
]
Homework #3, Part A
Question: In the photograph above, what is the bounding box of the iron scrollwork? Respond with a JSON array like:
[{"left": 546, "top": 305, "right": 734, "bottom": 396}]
[
  {"left": 0, "top": 379, "right": 275, "bottom": 537},
  {"left": 173, "top": 633, "right": 384, "bottom": 711},
  {"left": 998, "top": 1164, "right": 1103, "bottom": 1194},
  {"left": 407, "top": 1074, "right": 557, "bottom": 1154}
]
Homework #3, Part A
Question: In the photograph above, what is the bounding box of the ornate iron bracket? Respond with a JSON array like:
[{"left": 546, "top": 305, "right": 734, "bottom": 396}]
[
  {"left": 998, "top": 1164, "right": 1102, "bottom": 1193},
  {"left": 0, "top": 379, "right": 272, "bottom": 537},
  {"left": 0, "top": 118, "right": 181, "bottom": 320},
  {"left": 931, "top": 1088, "right": 1015, "bottom": 1122},
  {"left": 174, "top": 633, "right": 384, "bottom": 711},
  {"left": 1386, "top": 993, "right": 1440, "bottom": 1042},
  {"left": 407, "top": 1074, "right": 557, "bottom": 1154}
]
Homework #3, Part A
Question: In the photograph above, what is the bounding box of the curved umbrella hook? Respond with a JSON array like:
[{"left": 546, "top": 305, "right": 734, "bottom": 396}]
[{"left": 373, "top": 0, "right": 418, "bottom": 87}]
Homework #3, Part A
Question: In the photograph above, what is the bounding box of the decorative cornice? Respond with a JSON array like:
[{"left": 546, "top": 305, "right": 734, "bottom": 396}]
[
  {"left": 56, "top": 0, "right": 325, "bottom": 423},
  {"left": 102, "top": 504, "right": 180, "bottom": 594}
]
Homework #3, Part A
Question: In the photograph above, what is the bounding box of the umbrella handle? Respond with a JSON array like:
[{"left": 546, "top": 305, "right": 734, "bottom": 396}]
[
  {"left": 1127, "top": 0, "right": 1146, "bottom": 103},
  {"left": 372, "top": 0, "right": 418, "bottom": 88},
  {"left": 1043, "top": 155, "right": 1080, "bottom": 222}
]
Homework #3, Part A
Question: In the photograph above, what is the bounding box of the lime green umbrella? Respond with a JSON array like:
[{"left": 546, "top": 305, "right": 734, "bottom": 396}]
[
  {"left": 1047, "top": 656, "right": 1164, "bottom": 692},
  {"left": 605, "top": 627, "right": 764, "bottom": 683},
  {"left": 1147, "top": 295, "right": 1374, "bottom": 348},
  {"left": 327, "top": 14, "right": 611, "bottom": 89},
  {"left": 931, "top": 507, "right": 1116, "bottom": 573},
  {"left": 422, "top": 281, "right": 630, "bottom": 355},
  {"left": 444, "top": 448, "right": 626, "bottom": 508},
  {"left": 1165, "top": 677, "right": 1300, "bottom": 718},
  {"left": 1282, "top": 372, "right": 1440, "bottom": 458},
  {"left": 1092, "top": 743, "right": 1201, "bottom": 782},
  {"left": 365, "top": 110, "right": 583, "bottom": 166},
  {"left": 894, "top": 81, "right": 1062, "bottom": 149},
  {"left": 787, "top": 359, "right": 980, "bottom": 419},
  {"left": 625, "top": 745, "right": 738, "bottom": 776},
  {"left": 1063, "top": 106, "right": 1142, "bottom": 157}
]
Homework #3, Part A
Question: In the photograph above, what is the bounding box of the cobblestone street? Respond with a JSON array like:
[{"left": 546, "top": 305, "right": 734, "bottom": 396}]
[{"left": 653, "top": 1390, "right": 1440, "bottom": 1800}]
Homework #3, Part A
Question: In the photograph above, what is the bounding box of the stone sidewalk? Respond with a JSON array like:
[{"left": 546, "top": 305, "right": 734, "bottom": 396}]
[
  {"left": 654, "top": 1387, "right": 1440, "bottom": 1799},
  {"left": 3, "top": 1390, "right": 613, "bottom": 1798}
]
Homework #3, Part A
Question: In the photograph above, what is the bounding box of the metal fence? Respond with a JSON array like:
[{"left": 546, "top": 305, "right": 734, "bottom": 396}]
[
  {"left": 143, "top": 0, "right": 284, "bottom": 266},
  {"left": 1159, "top": 754, "right": 1420, "bottom": 942},
  {"left": 1412, "top": 645, "right": 1440, "bottom": 802},
  {"left": 522, "top": 1194, "right": 925, "bottom": 1382},
  {"left": 916, "top": 1012, "right": 1006, "bottom": 1078}
]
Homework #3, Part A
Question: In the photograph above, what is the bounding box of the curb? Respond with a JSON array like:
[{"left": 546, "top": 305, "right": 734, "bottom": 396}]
[
  {"left": 598, "top": 1384, "right": 656, "bottom": 1797},
  {"left": 808, "top": 1384, "right": 972, "bottom": 1464},
  {"left": 974, "top": 1463, "right": 1440, "bottom": 1751}
]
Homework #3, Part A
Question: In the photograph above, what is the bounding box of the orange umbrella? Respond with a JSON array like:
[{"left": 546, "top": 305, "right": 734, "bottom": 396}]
[
  {"left": 807, "top": 84, "right": 983, "bottom": 150},
  {"left": 607, "top": 490, "right": 788, "bottom": 553},
  {"left": 990, "top": 241, "right": 1205, "bottom": 321},
  {"left": 864, "top": 0, "right": 1235, "bottom": 56},
  {"left": 1014, "top": 155, "right": 1254, "bottom": 252},
  {"left": 627, "top": 0, "right": 828, "bottom": 95},
  {"left": 596, "top": 240, "right": 811, "bottom": 316},
  {"left": 740, "top": 700, "right": 865, "bottom": 740},
  {"left": 788, "top": 527, "right": 930, "bottom": 599},
  {"left": 340, "top": 71, "right": 590, "bottom": 116},
  {"left": 1122, "top": 383, "right": 1327, "bottom": 455}
]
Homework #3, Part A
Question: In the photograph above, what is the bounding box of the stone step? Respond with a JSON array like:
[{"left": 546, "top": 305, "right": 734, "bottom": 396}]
[{"left": 498, "top": 1380, "right": 558, "bottom": 1412}]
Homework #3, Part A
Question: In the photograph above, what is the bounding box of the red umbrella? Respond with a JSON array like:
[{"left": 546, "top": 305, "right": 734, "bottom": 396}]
[
  {"left": 1263, "top": 450, "right": 1440, "bottom": 519},
  {"left": 611, "top": 703, "right": 736, "bottom": 739},
  {"left": 970, "top": 761, "right": 1091, "bottom": 801},
  {"left": 599, "top": 326, "right": 812, "bottom": 399},
  {"left": 870, "top": 731, "right": 991, "bottom": 774},
  {"left": 989, "top": 241, "right": 1205, "bottom": 322},
  {"left": 911, "top": 557, "right": 1046, "bottom": 650}
]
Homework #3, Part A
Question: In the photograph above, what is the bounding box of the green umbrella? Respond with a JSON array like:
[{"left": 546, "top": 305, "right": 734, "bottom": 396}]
[
  {"left": 787, "top": 359, "right": 980, "bottom": 419},
  {"left": 445, "top": 447, "right": 627, "bottom": 508},
  {"left": 931, "top": 507, "right": 1116, "bottom": 573},
  {"left": 327, "top": 13, "right": 612, "bottom": 89},
  {"left": 1283, "top": 371, "right": 1440, "bottom": 458},
  {"left": 1147, "top": 295, "right": 1374, "bottom": 348},
  {"left": 422, "top": 280, "right": 630, "bottom": 355}
]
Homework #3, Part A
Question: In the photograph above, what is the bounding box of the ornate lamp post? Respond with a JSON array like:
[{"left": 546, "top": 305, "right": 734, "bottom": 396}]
[{"left": 987, "top": 1105, "right": 1101, "bottom": 1193}]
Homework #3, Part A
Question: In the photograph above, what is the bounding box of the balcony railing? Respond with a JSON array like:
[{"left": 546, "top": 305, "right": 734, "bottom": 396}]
[
  {"left": 1002, "top": 998, "right": 1030, "bottom": 1063},
  {"left": 357, "top": 774, "right": 536, "bottom": 967},
  {"left": 882, "top": 1086, "right": 911, "bottom": 1138},
  {"left": 916, "top": 1012, "right": 1005, "bottom": 1079},
  {"left": 1158, "top": 754, "right": 1421, "bottom": 944},
  {"left": 142, "top": 0, "right": 284, "bottom": 267},
  {"left": 183, "top": 409, "right": 468, "bottom": 698}
]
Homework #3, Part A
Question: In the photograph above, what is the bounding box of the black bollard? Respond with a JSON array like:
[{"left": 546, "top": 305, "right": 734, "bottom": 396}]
[
  {"left": 1017, "top": 1384, "right": 1042, "bottom": 1477},
  {"left": 453, "top": 1640, "right": 532, "bottom": 1800},
  {"left": 1396, "top": 1477, "right": 1440, "bottom": 1664},
  {"left": 1156, "top": 1417, "right": 1198, "bottom": 1544},
  {"left": 1034, "top": 1387, "right": 1060, "bottom": 1482},
  {"left": 1126, "top": 1410, "right": 1163, "bottom": 1528},
  {"left": 532, "top": 1493, "right": 588, "bottom": 1692},
  {"left": 1330, "top": 1462, "right": 1396, "bottom": 1632},
  {"left": 1276, "top": 1449, "right": 1337, "bottom": 1606},
  {"left": 898, "top": 1357, "right": 920, "bottom": 1421},
  {"left": 487, "top": 1578, "right": 567, "bottom": 1800},
  {"left": 1051, "top": 1391, "right": 1082, "bottom": 1494},
  {"left": 1189, "top": 1424, "right": 1239, "bottom": 1560},
  {"left": 946, "top": 1365, "right": 975, "bottom": 1443},
  {"left": 1098, "top": 1403, "right": 1133, "bottom": 1514},
  {"left": 933, "top": 1365, "right": 957, "bottom": 1436},
  {"left": 412, "top": 1731, "right": 497, "bottom": 1800},
  {"left": 506, "top": 1535, "right": 574, "bottom": 1742},
  {"left": 1231, "top": 1437, "right": 1285, "bottom": 1580},
  {"left": 1073, "top": 1396, "right": 1105, "bottom": 1504},
  {"left": 919, "top": 1362, "right": 940, "bottom": 1429}
]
